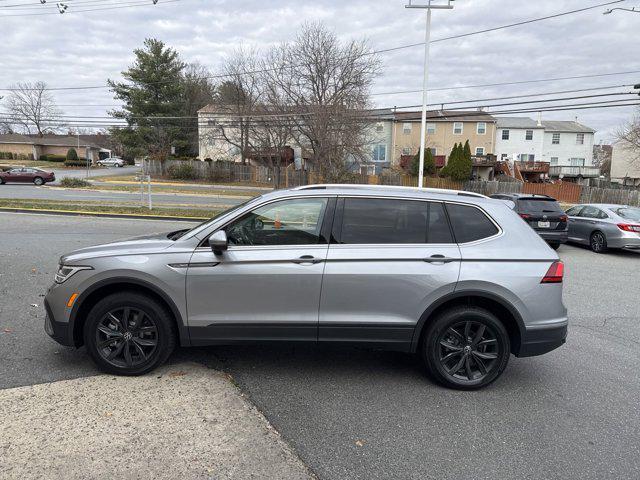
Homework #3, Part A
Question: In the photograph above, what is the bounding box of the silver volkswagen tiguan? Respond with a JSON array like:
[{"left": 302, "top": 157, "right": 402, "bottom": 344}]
[{"left": 44, "top": 185, "right": 567, "bottom": 390}]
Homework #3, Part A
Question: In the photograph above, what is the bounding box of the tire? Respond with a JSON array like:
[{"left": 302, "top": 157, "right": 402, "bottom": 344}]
[
  {"left": 83, "top": 292, "right": 177, "bottom": 376},
  {"left": 590, "top": 231, "right": 608, "bottom": 253},
  {"left": 421, "top": 307, "right": 510, "bottom": 390},
  {"left": 0, "top": 178, "right": 5, "bottom": 185},
  {"left": 549, "top": 242, "right": 561, "bottom": 250},
  {"left": 33, "top": 176, "right": 44, "bottom": 186}
]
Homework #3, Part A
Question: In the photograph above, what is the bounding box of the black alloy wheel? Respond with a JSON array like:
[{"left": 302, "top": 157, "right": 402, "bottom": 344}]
[
  {"left": 95, "top": 307, "right": 158, "bottom": 369},
  {"left": 437, "top": 320, "right": 499, "bottom": 383},
  {"left": 84, "top": 292, "right": 176, "bottom": 375},
  {"left": 422, "top": 307, "right": 510, "bottom": 390}
]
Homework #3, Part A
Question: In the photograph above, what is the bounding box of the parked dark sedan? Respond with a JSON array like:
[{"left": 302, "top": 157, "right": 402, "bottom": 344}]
[
  {"left": 0, "top": 167, "right": 55, "bottom": 185},
  {"left": 490, "top": 193, "right": 568, "bottom": 249}
]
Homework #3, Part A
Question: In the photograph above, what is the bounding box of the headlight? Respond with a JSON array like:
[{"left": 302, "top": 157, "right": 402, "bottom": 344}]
[{"left": 54, "top": 265, "right": 93, "bottom": 284}]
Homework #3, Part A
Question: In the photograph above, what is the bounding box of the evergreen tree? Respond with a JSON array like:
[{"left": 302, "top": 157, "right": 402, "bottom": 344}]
[
  {"left": 410, "top": 148, "right": 436, "bottom": 176},
  {"left": 66, "top": 148, "right": 78, "bottom": 161},
  {"left": 441, "top": 142, "right": 472, "bottom": 181},
  {"left": 108, "top": 38, "right": 188, "bottom": 161},
  {"left": 463, "top": 139, "right": 472, "bottom": 160}
]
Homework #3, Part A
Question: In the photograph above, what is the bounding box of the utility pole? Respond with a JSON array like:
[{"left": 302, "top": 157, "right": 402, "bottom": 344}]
[{"left": 405, "top": 0, "right": 454, "bottom": 188}]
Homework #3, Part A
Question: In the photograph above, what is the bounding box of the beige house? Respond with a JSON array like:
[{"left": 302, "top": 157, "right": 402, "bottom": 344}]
[
  {"left": 610, "top": 139, "right": 640, "bottom": 186},
  {"left": 391, "top": 110, "right": 497, "bottom": 162},
  {"left": 0, "top": 133, "right": 108, "bottom": 162}
]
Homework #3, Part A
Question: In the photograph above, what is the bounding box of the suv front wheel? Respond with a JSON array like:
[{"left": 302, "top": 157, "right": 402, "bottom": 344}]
[
  {"left": 83, "top": 292, "right": 176, "bottom": 375},
  {"left": 421, "top": 307, "right": 510, "bottom": 390}
]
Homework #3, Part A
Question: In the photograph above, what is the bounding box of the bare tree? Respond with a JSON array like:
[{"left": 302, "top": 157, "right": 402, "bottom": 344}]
[
  {"left": 206, "top": 48, "right": 263, "bottom": 164},
  {"left": 263, "top": 23, "right": 381, "bottom": 181},
  {"left": 183, "top": 62, "right": 216, "bottom": 156},
  {"left": 617, "top": 108, "right": 640, "bottom": 169},
  {"left": 5, "top": 81, "right": 64, "bottom": 136}
]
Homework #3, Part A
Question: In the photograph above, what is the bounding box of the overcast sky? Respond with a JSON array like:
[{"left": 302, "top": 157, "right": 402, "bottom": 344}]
[{"left": 1, "top": 0, "right": 638, "bottom": 141}]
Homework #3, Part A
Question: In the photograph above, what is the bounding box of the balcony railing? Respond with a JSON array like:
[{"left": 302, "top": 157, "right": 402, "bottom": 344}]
[
  {"left": 549, "top": 165, "right": 600, "bottom": 178},
  {"left": 516, "top": 161, "right": 550, "bottom": 173},
  {"left": 471, "top": 155, "right": 497, "bottom": 167}
]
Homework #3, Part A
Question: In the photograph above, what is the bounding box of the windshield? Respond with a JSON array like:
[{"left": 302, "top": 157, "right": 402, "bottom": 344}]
[
  {"left": 518, "top": 199, "right": 563, "bottom": 214},
  {"left": 170, "top": 196, "right": 261, "bottom": 240},
  {"left": 615, "top": 207, "right": 640, "bottom": 222}
]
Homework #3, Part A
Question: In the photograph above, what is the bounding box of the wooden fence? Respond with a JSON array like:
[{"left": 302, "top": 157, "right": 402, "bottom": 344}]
[{"left": 143, "top": 159, "right": 640, "bottom": 206}]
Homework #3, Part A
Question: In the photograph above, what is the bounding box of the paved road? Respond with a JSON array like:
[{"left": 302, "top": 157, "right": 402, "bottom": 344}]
[
  {"left": 0, "top": 183, "right": 246, "bottom": 209},
  {"left": 1, "top": 213, "right": 639, "bottom": 480},
  {"left": 49, "top": 165, "right": 140, "bottom": 182}
]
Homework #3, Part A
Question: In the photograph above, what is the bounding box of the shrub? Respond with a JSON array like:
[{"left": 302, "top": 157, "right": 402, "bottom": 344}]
[
  {"left": 410, "top": 148, "right": 436, "bottom": 176},
  {"left": 60, "top": 177, "right": 91, "bottom": 188},
  {"left": 43, "top": 154, "right": 66, "bottom": 162},
  {"left": 39, "top": 154, "right": 48, "bottom": 161},
  {"left": 64, "top": 158, "right": 88, "bottom": 167},
  {"left": 66, "top": 148, "right": 79, "bottom": 161},
  {"left": 0, "top": 152, "right": 13, "bottom": 160},
  {"left": 167, "top": 162, "right": 198, "bottom": 180}
]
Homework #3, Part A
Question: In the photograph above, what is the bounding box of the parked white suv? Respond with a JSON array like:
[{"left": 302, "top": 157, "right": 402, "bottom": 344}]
[{"left": 97, "top": 157, "right": 125, "bottom": 168}]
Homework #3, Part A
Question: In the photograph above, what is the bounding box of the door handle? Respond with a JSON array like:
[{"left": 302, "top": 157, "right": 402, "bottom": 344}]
[
  {"left": 291, "top": 255, "right": 321, "bottom": 265},
  {"left": 424, "top": 254, "right": 456, "bottom": 264}
]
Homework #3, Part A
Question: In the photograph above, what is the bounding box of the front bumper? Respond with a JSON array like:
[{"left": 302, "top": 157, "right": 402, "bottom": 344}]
[
  {"left": 44, "top": 298, "right": 74, "bottom": 347},
  {"left": 516, "top": 322, "right": 567, "bottom": 357},
  {"left": 535, "top": 229, "right": 568, "bottom": 244}
]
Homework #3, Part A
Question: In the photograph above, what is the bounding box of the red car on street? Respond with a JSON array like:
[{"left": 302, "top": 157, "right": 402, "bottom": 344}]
[{"left": 0, "top": 167, "right": 55, "bottom": 185}]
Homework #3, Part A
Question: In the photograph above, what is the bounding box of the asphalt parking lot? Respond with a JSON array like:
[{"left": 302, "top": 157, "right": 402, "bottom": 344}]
[{"left": 1, "top": 212, "right": 639, "bottom": 480}]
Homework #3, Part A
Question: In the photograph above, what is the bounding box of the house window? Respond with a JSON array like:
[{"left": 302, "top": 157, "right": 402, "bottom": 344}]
[
  {"left": 376, "top": 123, "right": 384, "bottom": 133},
  {"left": 402, "top": 147, "right": 412, "bottom": 156},
  {"left": 501, "top": 153, "right": 508, "bottom": 160},
  {"left": 552, "top": 133, "right": 561, "bottom": 145},
  {"left": 525, "top": 130, "right": 533, "bottom": 141},
  {"left": 519, "top": 154, "right": 535, "bottom": 162},
  {"left": 453, "top": 122, "right": 463, "bottom": 135},
  {"left": 576, "top": 133, "right": 585, "bottom": 145},
  {"left": 426, "top": 123, "right": 436, "bottom": 134},
  {"left": 429, "top": 147, "right": 437, "bottom": 156},
  {"left": 403, "top": 123, "right": 412, "bottom": 135},
  {"left": 476, "top": 122, "right": 486, "bottom": 135},
  {"left": 372, "top": 144, "right": 386, "bottom": 162},
  {"left": 360, "top": 165, "right": 375, "bottom": 176},
  {"left": 475, "top": 147, "right": 485, "bottom": 156},
  {"left": 570, "top": 158, "right": 585, "bottom": 167},
  {"left": 501, "top": 129, "right": 510, "bottom": 140},
  {"left": 550, "top": 157, "right": 558, "bottom": 165}
]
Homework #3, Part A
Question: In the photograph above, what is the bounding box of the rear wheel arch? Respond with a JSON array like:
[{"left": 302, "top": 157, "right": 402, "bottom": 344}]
[
  {"left": 412, "top": 291, "right": 524, "bottom": 355},
  {"left": 70, "top": 278, "right": 187, "bottom": 347}
]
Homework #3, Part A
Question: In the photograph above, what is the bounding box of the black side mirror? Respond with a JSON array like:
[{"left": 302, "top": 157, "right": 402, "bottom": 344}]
[{"left": 208, "top": 230, "right": 228, "bottom": 255}]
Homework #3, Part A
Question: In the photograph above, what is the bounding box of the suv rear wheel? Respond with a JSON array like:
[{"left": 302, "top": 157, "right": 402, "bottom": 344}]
[
  {"left": 421, "top": 307, "right": 510, "bottom": 390},
  {"left": 83, "top": 292, "right": 176, "bottom": 375}
]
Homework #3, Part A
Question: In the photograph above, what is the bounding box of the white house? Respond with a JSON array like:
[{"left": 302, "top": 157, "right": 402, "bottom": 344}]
[
  {"left": 359, "top": 109, "right": 394, "bottom": 175},
  {"left": 542, "top": 121, "right": 597, "bottom": 182},
  {"left": 610, "top": 139, "right": 640, "bottom": 186},
  {"left": 494, "top": 117, "right": 546, "bottom": 181}
]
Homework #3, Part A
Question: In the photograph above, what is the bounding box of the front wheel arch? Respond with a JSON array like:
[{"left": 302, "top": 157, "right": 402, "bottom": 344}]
[{"left": 71, "top": 279, "right": 187, "bottom": 348}]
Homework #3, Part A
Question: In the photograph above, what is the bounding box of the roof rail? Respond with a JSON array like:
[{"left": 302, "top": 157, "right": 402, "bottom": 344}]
[{"left": 292, "top": 184, "right": 488, "bottom": 198}]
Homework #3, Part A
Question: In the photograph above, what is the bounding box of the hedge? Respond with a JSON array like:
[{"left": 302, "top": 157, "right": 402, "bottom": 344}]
[
  {"left": 63, "top": 158, "right": 89, "bottom": 167},
  {"left": 40, "top": 154, "right": 67, "bottom": 162}
]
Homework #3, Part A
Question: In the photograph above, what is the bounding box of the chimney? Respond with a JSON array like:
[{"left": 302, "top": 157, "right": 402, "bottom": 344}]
[{"left": 536, "top": 112, "right": 542, "bottom": 127}]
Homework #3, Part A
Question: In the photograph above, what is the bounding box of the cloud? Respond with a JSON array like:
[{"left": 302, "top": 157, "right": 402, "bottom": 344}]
[{"left": 1, "top": 0, "right": 637, "bottom": 141}]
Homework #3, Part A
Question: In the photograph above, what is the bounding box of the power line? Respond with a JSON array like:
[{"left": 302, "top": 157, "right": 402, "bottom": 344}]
[
  {"left": 0, "top": 0, "right": 182, "bottom": 16},
  {"left": 0, "top": 1, "right": 629, "bottom": 89}
]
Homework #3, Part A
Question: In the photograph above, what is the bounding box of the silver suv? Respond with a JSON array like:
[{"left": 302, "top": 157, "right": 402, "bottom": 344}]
[{"left": 44, "top": 185, "right": 568, "bottom": 390}]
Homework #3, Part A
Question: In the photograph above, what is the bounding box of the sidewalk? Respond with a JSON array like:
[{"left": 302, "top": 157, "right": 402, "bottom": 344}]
[{"left": 0, "top": 363, "right": 314, "bottom": 480}]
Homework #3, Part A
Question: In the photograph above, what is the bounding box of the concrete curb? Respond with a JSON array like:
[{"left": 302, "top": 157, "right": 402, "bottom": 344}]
[{"left": 0, "top": 206, "right": 206, "bottom": 222}]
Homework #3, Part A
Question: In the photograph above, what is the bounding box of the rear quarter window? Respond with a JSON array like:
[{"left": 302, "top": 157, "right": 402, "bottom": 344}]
[{"left": 446, "top": 203, "right": 499, "bottom": 243}]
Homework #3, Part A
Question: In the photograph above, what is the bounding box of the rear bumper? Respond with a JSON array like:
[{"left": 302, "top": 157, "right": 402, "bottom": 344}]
[
  {"left": 516, "top": 321, "right": 567, "bottom": 357},
  {"left": 44, "top": 299, "right": 74, "bottom": 347},
  {"left": 535, "top": 229, "right": 568, "bottom": 244}
]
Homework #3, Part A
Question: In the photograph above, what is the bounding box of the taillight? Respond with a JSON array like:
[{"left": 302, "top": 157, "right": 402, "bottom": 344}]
[
  {"left": 617, "top": 223, "right": 640, "bottom": 233},
  {"left": 520, "top": 213, "right": 531, "bottom": 220},
  {"left": 541, "top": 261, "right": 564, "bottom": 284},
  {"left": 559, "top": 215, "right": 568, "bottom": 222}
]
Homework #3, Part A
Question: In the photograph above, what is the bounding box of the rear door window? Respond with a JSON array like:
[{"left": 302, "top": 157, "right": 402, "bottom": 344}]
[
  {"left": 446, "top": 203, "right": 499, "bottom": 243},
  {"left": 579, "top": 206, "right": 604, "bottom": 219},
  {"left": 339, "top": 198, "right": 453, "bottom": 244},
  {"left": 565, "top": 206, "right": 583, "bottom": 216}
]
